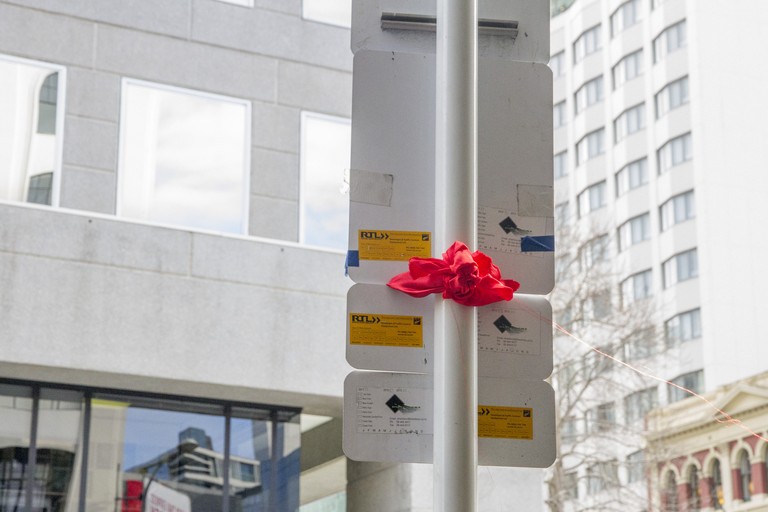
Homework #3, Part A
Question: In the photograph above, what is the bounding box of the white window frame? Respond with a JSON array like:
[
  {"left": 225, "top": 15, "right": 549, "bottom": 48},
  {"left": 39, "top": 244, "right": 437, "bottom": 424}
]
[
  {"left": 612, "top": 49, "right": 643, "bottom": 89},
  {"left": 554, "top": 150, "right": 568, "bottom": 179},
  {"left": 299, "top": 110, "right": 351, "bottom": 250},
  {"left": 621, "top": 269, "right": 653, "bottom": 306},
  {"left": 574, "top": 76, "right": 604, "bottom": 115},
  {"left": 662, "top": 248, "right": 698, "bottom": 288},
  {"left": 573, "top": 25, "right": 602, "bottom": 64},
  {"left": 577, "top": 180, "right": 607, "bottom": 217},
  {"left": 615, "top": 158, "right": 648, "bottom": 196},
  {"left": 614, "top": 103, "right": 646, "bottom": 143},
  {"left": 116, "top": 78, "right": 252, "bottom": 234},
  {"left": 550, "top": 51, "right": 566, "bottom": 78},
  {"left": 618, "top": 213, "right": 651, "bottom": 250},
  {"left": 0, "top": 54, "right": 67, "bottom": 208},
  {"left": 655, "top": 75, "right": 689, "bottom": 118},
  {"left": 554, "top": 100, "right": 567, "bottom": 128},
  {"left": 660, "top": 190, "right": 695, "bottom": 231},
  {"left": 665, "top": 308, "right": 702, "bottom": 346},
  {"left": 576, "top": 128, "right": 606, "bottom": 166},
  {"left": 610, "top": 0, "right": 640, "bottom": 37},
  {"left": 653, "top": 19, "right": 687, "bottom": 63},
  {"left": 657, "top": 132, "right": 692, "bottom": 174}
]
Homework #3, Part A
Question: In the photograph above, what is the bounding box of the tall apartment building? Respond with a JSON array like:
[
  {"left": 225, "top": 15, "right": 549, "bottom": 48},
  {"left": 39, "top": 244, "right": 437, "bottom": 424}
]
[{"left": 549, "top": 0, "right": 768, "bottom": 509}]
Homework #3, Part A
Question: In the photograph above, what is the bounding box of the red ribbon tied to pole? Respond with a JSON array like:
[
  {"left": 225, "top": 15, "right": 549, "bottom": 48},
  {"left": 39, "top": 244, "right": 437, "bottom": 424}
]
[{"left": 386, "top": 241, "right": 520, "bottom": 307}]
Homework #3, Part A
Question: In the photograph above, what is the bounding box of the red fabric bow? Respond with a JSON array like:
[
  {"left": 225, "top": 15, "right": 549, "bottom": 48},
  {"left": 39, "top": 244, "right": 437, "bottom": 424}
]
[{"left": 387, "top": 241, "right": 520, "bottom": 307}]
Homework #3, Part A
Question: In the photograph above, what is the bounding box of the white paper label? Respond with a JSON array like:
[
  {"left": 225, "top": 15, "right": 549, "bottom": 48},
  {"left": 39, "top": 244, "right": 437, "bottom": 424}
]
[{"left": 356, "top": 386, "right": 433, "bottom": 435}]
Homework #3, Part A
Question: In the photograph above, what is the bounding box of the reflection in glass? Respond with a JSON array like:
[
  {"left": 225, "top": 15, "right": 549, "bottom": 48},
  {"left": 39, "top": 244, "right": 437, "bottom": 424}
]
[
  {"left": 0, "top": 56, "right": 64, "bottom": 206},
  {"left": 118, "top": 80, "right": 250, "bottom": 234},
  {"left": 88, "top": 396, "right": 226, "bottom": 511},
  {"left": 300, "top": 112, "right": 351, "bottom": 251},
  {"left": 0, "top": 386, "right": 84, "bottom": 512}
]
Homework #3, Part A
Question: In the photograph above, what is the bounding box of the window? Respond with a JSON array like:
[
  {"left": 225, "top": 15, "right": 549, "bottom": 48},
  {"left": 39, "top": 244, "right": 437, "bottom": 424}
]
[
  {"left": 556, "top": 201, "right": 570, "bottom": 228},
  {"left": 652, "top": 0, "right": 669, "bottom": 9},
  {"left": 615, "top": 158, "right": 648, "bottom": 196},
  {"left": 584, "top": 290, "right": 612, "bottom": 321},
  {"left": 576, "top": 128, "right": 606, "bottom": 165},
  {"left": 668, "top": 370, "right": 703, "bottom": 402},
  {"left": 614, "top": 103, "right": 646, "bottom": 143},
  {"left": 554, "top": 101, "right": 567, "bottom": 128},
  {"left": 612, "top": 49, "right": 643, "bottom": 89},
  {"left": 739, "top": 450, "right": 753, "bottom": 502},
  {"left": 587, "top": 461, "right": 619, "bottom": 494},
  {"left": 621, "top": 269, "right": 653, "bottom": 305},
  {"left": 711, "top": 459, "right": 725, "bottom": 510},
  {"left": 618, "top": 213, "right": 651, "bottom": 250},
  {"left": 657, "top": 133, "right": 692, "bottom": 173},
  {"left": 117, "top": 80, "right": 251, "bottom": 234},
  {"left": 611, "top": 0, "right": 640, "bottom": 36},
  {"left": 623, "top": 327, "right": 657, "bottom": 361},
  {"left": 300, "top": 112, "right": 351, "bottom": 250},
  {"left": 688, "top": 465, "right": 702, "bottom": 511},
  {"left": 564, "top": 471, "right": 579, "bottom": 499},
  {"left": 663, "top": 249, "right": 698, "bottom": 288},
  {"left": 624, "top": 387, "right": 657, "bottom": 424},
  {"left": 654, "top": 20, "right": 687, "bottom": 63},
  {"left": 665, "top": 308, "right": 702, "bottom": 347},
  {"left": 554, "top": 151, "right": 568, "bottom": 179},
  {"left": 626, "top": 451, "right": 645, "bottom": 483},
  {"left": 580, "top": 235, "right": 610, "bottom": 268},
  {"left": 573, "top": 25, "right": 602, "bottom": 64},
  {"left": 303, "top": 0, "right": 352, "bottom": 27},
  {"left": 0, "top": 380, "right": 303, "bottom": 510},
  {"left": 561, "top": 416, "right": 579, "bottom": 443},
  {"left": 663, "top": 470, "right": 679, "bottom": 512},
  {"left": 0, "top": 55, "right": 65, "bottom": 206},
  {"left": 587, "top": 402, "right": 616, "bottom": 432},
  {"left": 577, "top": 180, "right": 607, "bottom": 217},
  {"left": 574, "top": 76, "right": 604, "bottom": 114},
  {"left": 660, "top": 190, "right": 695, "bottom": 231},
  {"left": 656, "top": 76, "right": 689, "bottom": 118},
  {"left": 550, "top": 51, "right": 566, "bottom": 78}
]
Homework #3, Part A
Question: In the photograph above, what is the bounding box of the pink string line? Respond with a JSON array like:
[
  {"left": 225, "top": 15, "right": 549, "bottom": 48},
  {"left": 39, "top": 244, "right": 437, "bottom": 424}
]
[{"left": 514, "top": 298, "right": 768, "bottom": 444}]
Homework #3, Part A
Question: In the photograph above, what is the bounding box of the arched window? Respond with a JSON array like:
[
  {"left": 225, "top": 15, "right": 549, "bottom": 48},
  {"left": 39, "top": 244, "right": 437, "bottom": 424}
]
[
  {"left": 37, "top": 72, "right": 58, "bottom": 135},
  {"left": 711, "top": 459, "right": 724, "bottom": 510},
  {"left": 739, "top": 450, "right": 752, "bottom": 502},
  {"left": 664, "top": 470, "right": 679, "bottom": 512},
  {"left": 688, "top": 465, "right": 701, "bottom": 511}
]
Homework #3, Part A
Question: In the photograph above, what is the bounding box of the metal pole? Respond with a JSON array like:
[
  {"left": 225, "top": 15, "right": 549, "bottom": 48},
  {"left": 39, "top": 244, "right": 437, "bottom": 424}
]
[{"left": 434, "top": 0, "right": 477, "bottom": 511}]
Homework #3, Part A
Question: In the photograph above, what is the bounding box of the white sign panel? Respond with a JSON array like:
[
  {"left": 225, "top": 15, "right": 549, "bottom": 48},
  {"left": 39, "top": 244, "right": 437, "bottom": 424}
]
[
  {"left": 351, "top": 0, "right": 550, "bottom": 63},
  {"left": 343, "top": 372, "right": 556, "bottom": 467},
  {"left": 477, "top": 60, "right": 554, "bottom": 295},
  {"left": 145, "top": 481, "right": 191, "bottom": 512},
  {"left": 343, "top": 372, "right": 433, "bottom": 464},
  {"left": 347, "top": 287, "right": 552, "bottom": 379},
  {"left": 347, "top": 50, "right": 436, "bottom": 285},
  {"left": 477, "top": 295, "right": 553, "bottom": 380},
  {"left": 346, "top": 283, "right": 435, "bottom": 373},
  {"left": 349, "top": 51, "right": 553, "bottom": 294}
]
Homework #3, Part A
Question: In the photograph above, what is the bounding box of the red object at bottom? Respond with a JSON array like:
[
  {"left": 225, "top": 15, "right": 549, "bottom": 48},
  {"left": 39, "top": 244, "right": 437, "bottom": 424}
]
[{"left": 121, "top": 480, "right": 143, "bottom": 512}]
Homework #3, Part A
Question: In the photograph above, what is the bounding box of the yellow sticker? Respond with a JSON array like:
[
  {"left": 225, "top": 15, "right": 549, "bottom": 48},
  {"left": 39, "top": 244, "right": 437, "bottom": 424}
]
[
  {"left": 478, "top": 405, "right": 533, "bottom": 440},
  {"left": 358, "top": 230, "right": 431, "bottom": 261},
  {"left": 349, "top": 313, "right": 424, "bottom": 348}
]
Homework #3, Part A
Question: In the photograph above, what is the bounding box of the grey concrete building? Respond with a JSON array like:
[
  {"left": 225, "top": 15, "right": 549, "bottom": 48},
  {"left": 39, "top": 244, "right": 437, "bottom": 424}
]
[{"left": 0, "top": 0, "right": 354, "bottom": 509}]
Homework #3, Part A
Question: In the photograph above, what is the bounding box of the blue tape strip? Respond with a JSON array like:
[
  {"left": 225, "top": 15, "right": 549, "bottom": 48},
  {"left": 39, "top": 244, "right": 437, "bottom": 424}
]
[
  {"left": 346, "top": 250, "right": 360, "bottom": 269},
  {"left": 521, "top": 235, "right": 555, "bottom": 253}
]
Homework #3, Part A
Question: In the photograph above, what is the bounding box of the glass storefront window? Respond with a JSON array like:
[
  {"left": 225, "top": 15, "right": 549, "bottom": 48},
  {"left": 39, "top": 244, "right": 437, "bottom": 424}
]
[
  {"left": 0, "top": 385, "right": 84, "bottom": 512},
  {"left": 0, "top": 381, "right": 301, "bottom": 511}
]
